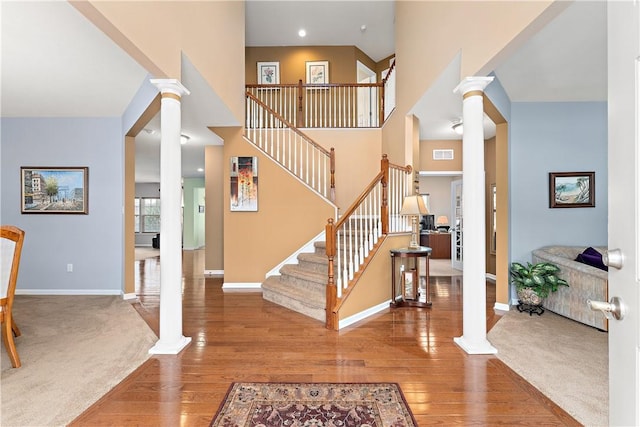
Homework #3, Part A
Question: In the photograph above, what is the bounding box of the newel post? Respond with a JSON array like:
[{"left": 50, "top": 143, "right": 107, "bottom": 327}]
[
  {"left": 330, "top": 148, "right": 336, "bottom": 202},
  {"left": 297, "top": 79, "right": 304, "bottom": 128},
  {"left": 379, "top": 83, "right": 385, "bottom": 126},
  {"left": 381, "top": 154, "right": 389, "bottom": 235},
  {"left": 325, "top": 218, "right": 338, "bottom": 330}
]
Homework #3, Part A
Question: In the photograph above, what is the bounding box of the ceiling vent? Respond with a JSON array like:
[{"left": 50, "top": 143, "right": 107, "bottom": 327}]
[{"left": 433, "top": 149, "right": 454, "bottom": 160}]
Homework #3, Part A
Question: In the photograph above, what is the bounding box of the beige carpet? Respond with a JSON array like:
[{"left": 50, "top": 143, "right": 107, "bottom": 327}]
[
  {"left": 429, "top": 258, "right": 461, "bottom": 276},
  {"left": 1, "top": 295, "right": 157, "bottom": 427},
  {"left": 135, "top": 246, "right": 160, "bottom": 261},
  {"left": 488, "top": 308, "right": 608, "bottom": 426}
]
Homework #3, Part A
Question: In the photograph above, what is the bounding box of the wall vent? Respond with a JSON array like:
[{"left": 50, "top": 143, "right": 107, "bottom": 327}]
[{"left": 433, "top": 149, "right": 454, "bottom": 160}]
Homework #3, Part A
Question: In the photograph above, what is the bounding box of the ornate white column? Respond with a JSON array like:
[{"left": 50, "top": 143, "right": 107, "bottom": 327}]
[
  {"left": 148, "top": 78, "right": 192, "bottom": 355},
  {"left": 452, "top": 76, "right": 497, "bottom": 355}
]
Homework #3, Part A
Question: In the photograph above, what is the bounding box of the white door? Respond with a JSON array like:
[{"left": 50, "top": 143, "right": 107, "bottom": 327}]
[
  {"left": 356, "top": 61, "right": 377, "bottom": 127},
  {"left": 607, "top": 2, "right": 639, "bottom": 425},
  {"left": 451, "top": 179, "right": 463, "bottom": 270}
]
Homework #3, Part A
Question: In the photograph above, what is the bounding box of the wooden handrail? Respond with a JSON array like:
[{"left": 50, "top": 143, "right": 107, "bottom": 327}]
[
  {"left": 245, "top": 92, "right": 332, "bottom": 157},
  {"left": 246, "top": 63, "right": 396, "bottom": 129},
  {"left": 325, "top": 154, "right": 411, "bottom": 330},
  {"left": 381, "top": 59, "right": 396, "bottom": 85},
  {"left": 245, "top": 92, "right": 336, "bottom": 201}
]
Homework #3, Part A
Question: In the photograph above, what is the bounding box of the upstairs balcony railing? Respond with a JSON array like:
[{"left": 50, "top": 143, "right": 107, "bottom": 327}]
[{"left": 246, "top": 60, "right": 395, "bottom": 129}]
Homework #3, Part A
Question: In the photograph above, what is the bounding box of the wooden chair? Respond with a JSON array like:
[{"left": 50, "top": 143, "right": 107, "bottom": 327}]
[{"left": 1, "top": 225, "right": 25, "bottom": 368}]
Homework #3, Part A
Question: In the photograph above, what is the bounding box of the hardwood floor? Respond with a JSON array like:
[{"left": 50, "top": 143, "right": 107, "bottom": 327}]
[{"left": 70, "top": 250, "right": 579, "bottom": 426}]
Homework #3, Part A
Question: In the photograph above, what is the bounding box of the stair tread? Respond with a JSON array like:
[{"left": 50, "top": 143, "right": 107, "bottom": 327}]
[{"left": 297, "top": 252, "right": 327, "bottom": 263}]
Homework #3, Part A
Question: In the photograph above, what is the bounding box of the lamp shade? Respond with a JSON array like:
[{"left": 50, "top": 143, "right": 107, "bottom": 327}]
[
  {"left": 400, "top": 195, "right": 428, "bottom": 216},
  {"left": 436, "top": 215, "right": 449, "bottom": 226}
]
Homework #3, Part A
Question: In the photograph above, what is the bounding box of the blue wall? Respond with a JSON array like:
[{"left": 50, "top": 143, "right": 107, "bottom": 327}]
[
  {"left": 510, "top": 102, "right": 608, "bottom": 264},
  {"left": 1, "top": 117, "right": 124, "bottom": 294}
]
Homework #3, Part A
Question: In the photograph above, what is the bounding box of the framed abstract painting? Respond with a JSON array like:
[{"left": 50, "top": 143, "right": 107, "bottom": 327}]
[{"left": 230, "top": 157, "right": 258, "bottom": 212}]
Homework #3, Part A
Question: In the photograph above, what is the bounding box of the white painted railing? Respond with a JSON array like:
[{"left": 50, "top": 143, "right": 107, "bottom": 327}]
[
  {"left": 246, "top": 61, "right": 395, "bottom": 130},
  {"left": 325, "top": 156, "right": 412, "bottom": 329},
  {"left": 245, "top": 92, "right": 335, "bottom": 201}
]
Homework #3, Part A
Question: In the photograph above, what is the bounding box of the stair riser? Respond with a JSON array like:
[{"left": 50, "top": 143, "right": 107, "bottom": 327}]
[
  {"left": 297, "top": 259, "right": 328, "bottom": 274},
  {"left": 263, "top": 290, "right": 325, "bottom": 322},
  {"left": 278, "top": 274, "right": 327, "bottom": 293}
]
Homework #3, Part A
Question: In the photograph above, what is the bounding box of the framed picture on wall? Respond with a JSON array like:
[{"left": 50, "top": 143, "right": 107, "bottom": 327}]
[
  {"left": 305, "top": 60, "right": 329, "bottom": 85},
  {"left": 230, "top": 156, "right": 258, "bottom": 212},
  {"left": 549, "top": 171, "right": 595, "bottom": 208},
  {"left": 257, "top": 61, "right": 280, "bottom": 84},
  {"left": 20, "top": 166, "right": 89, "bottom": 214}
]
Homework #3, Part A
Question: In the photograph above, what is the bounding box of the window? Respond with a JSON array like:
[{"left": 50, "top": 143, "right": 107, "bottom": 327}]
[{"left": 134, "top": 197, "right": 160, "bottom": 233}]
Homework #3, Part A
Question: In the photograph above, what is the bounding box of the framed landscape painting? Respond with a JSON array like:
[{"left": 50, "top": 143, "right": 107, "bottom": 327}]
[
  {"left": 21, "top": 167, "right": 88, "bottom": 214},
  {"left": 549, "top": 171, "right": 595, "bottom": 208}
]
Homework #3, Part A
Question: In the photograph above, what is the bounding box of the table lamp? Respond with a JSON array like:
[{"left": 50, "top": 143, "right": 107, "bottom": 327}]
[
  {"left": 400, "top": 195, "right": 429, "bottom": 249},
  {"left": 436, "top": 215, "right": 450, "bottom": 232}
]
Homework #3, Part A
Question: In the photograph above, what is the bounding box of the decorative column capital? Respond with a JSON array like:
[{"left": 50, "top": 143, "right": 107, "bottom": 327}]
[
  {"left": 454, "top": 76, "right": 494, "bottom": 97},
  {"left": 150, "top": 78, "right": 190, "bottom": 98}
]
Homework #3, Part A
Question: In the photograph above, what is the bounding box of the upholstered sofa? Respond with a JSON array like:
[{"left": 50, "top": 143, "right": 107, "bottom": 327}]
[{"left": 531, "top": 246, "right": 608, "bottom": 331}]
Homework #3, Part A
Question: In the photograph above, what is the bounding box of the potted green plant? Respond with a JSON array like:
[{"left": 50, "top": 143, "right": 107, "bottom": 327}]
[{"left": 510, "top": 261, "right": 569, "bottom": 308}]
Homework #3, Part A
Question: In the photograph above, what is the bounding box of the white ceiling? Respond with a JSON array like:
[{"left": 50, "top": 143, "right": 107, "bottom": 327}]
[{"left": 1, "top": 1, "right": 607, "bottom": 181}]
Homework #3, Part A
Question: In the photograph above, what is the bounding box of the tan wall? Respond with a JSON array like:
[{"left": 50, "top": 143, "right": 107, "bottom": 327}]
[
  {"left": 339, "top": 234, "right": 408, "bottom": 320},
  {"left": 205, "top": 144, "right": 225, "bottom": 272},
  {"left": 78, "top": 1, "right": 245, "bottom": 124},
  {"left": 385, "top": 1, "right": 555, "bottom": 166},
  {"left": 302, "top": 129, "right": 382, "bottom": 211},
  {"left": 217, "top": 128, "right": 336, "bottom": 283},
  {"left": 494, "top": 122, "right": 510, "bottom": 305},
  {"left": 420, "top": 140, "right": 463, "bottom": 172},
  {"left": 246, "top": 46, "right": 374, "bottom": 84}
]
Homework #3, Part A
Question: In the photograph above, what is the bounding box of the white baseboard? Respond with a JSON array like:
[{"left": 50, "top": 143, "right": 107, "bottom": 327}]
[
  {"left": 222, "top": 282, "right": 262, "bottom": 291},
  {"left": 122, "top": 292, "right": 138, "bottom": 300},
  {"left": 205, "top": 269, "right": 224, "bottom": 277},
  {"left": 15, "top": 289, "right": 122, "bottom": 296},
  {"left": 338, "top": 301, "right": 389, "bottom": 329},
  {"left": 494, "top": 302, "right": 510, "bottom": 312}
]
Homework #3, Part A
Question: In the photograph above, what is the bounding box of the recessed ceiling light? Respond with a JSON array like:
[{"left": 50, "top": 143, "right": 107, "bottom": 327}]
[{"left": 298, "top": 29, "right": 306, "bottom": 38}]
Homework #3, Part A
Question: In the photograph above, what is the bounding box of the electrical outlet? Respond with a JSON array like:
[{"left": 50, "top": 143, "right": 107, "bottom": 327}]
[{"left": 67, "top": 263, "right": 73, "bottom": 272}]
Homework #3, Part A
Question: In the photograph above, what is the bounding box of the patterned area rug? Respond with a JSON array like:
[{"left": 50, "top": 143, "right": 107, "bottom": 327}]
[{"left": 210, "top": 382, "right": 417, "bottom": 426}]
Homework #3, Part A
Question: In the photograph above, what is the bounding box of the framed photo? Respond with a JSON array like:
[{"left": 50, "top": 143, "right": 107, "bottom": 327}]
[
  {"left": 257, "top": 61, "right": 280, "bottom": 84},
  {"left": 230, "top": 156, "right": 258, "bottom": 212},
  {"left": 21, "top": 167, "right": 88, "bottom": 214},
  {"left": 549, "top": 171, "right": 595, "bottom": 208},
  {"left": 306, "top": 60, "right": 329, "bottom": 85},
  {"left": 402, "top": 268, "right": 417, "bottom": 300}
]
